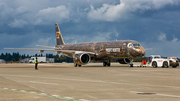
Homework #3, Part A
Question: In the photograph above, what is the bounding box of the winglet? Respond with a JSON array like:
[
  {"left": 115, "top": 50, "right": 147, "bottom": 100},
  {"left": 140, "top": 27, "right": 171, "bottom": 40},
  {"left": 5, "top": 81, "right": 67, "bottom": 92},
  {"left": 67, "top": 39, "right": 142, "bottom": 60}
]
[{"left": 55, "top": 23, "right": 65, "bottom": 45}]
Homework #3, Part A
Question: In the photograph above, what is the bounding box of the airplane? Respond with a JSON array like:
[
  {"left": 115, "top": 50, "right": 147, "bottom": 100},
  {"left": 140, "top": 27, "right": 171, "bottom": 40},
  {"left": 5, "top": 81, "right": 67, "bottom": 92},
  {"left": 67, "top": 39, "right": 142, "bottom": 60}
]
[{"left": 5, "top": 23, "right": 146, "bottom": 67}]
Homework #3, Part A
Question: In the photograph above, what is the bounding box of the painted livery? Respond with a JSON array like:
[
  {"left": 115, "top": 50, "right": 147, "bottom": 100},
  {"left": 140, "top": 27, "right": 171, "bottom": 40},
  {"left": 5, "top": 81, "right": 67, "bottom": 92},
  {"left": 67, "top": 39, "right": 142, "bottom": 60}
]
[{"left": 5, "top": 23, "right": 146, "bottom": 67}]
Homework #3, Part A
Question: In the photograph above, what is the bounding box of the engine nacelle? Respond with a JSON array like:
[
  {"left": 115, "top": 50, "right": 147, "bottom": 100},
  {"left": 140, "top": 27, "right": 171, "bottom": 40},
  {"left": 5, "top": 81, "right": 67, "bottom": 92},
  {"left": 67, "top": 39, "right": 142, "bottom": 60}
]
[
  {"left": 118, "top": 58, "right": 130, "bottom": 64},
  {"left": 74, "top": 53, "right": 91, "bottom": 65}
]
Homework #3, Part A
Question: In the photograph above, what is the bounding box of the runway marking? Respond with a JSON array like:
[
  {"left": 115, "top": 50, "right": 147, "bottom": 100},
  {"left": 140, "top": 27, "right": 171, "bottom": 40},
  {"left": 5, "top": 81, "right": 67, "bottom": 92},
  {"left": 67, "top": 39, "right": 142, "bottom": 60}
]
[
  {"left": 30, "top": 91, "right": 37, "bottom": 93},
  {"left": 130, "top": 91, "right": 143, "bottom": 93},
  {"left": 20, "top": 90, "right": 26, "bottom": 92},
  {"left": 1, "top": 74, "right": 180, "bottom": 89},
  {"left": 79, "top": 99, "right": 90, "bottom": 101},
  {"left": 52, "top": 95, "right": 59, "bottom": 97},
  {"left": 0, "top": 87, "right": 86, "bottom": 101},
  {"left": 29, "top": 81, "right": 59, "bottom": 85},
  {"left": 156, "top": 93, "right": 180, "bottom": 98},
  {"left": 64, "top": 97, "right": 74, "bottom": 99},
  {"left": 130, "top": 91, "right": 180, "bottom": 98},
  {"left": 40, "top": 93, "right": 47, "bottom": 95}
]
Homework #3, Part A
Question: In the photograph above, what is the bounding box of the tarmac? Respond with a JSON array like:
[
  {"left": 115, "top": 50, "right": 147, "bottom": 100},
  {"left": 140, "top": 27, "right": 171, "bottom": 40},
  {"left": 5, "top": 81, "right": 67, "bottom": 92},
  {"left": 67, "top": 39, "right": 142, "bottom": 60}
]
[{"left": 0, "top": 63, "right": 180, "bottom": 101}]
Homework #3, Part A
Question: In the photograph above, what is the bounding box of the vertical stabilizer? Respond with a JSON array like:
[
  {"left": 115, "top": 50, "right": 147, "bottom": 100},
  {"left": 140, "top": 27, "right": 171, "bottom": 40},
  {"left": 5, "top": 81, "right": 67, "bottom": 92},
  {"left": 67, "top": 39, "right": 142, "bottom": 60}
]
[{"left": 55, "top": 23, "right": 65, "bottom": 45}]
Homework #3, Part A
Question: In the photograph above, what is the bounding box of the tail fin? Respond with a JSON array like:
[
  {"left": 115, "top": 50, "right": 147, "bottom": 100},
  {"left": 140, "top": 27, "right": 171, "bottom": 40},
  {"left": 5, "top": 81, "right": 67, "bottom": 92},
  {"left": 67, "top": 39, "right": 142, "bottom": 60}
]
[{"left": 55, "top": 23, "right": 65, "bottom": 45}]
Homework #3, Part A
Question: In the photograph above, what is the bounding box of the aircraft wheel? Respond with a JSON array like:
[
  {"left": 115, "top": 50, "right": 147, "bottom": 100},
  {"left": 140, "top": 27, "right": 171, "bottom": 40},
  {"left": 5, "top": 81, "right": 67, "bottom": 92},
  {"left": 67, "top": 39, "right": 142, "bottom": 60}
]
[
  {"left": 107, "top": 62, "right": 111, "bottom": 66},
  {"left": 129, "top": 64, "right": 133, "bottom": 67},
  {"left": 152, "top": 61, "right": 157, "bottom": 68},
  {"left": 172, "top": 64, "right": 177, "bottom": 68},
  {"left": 163, "top": 61, "right": 168, "bottom": 68},
  {"left": 74, "top": 63, "right": 77, "bottom": 67},
  {"left": 172, "top": 66, "right": 177, "bottom": 68},
  {"left": 103, "top": 62, "right": 107, "bottom": 66}
]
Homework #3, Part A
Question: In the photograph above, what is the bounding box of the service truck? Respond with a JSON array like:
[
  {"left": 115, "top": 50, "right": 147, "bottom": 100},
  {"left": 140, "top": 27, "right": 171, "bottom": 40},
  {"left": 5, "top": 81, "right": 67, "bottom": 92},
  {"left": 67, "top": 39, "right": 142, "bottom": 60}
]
[
  {"left": 167, "top": 57, "right": 179, "bottom": 68},
  {"left": 148, "top": 55, "right": 169, "bottom": 68},
  {"left": 29, "top": 57, "right": 46, "bottom": 63}
]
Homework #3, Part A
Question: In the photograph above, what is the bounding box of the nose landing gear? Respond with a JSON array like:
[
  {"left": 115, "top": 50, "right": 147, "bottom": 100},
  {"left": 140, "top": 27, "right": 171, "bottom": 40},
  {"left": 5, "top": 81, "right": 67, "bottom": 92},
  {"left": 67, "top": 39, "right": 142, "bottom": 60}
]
[
  {"left": 129, "top": 59, "right": 134, "bottom": 67},
  {"left": 129, "top": 64, "right": 133, "bottom": 67}
]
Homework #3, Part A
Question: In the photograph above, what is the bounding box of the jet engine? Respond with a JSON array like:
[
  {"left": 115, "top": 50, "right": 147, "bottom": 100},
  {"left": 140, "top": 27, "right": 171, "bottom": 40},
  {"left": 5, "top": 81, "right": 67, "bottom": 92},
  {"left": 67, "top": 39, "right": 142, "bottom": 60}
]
[
  {"left": 74, "top": 53, "right": 91, "bottom": 65},
  {"left": 118, "top": 58, "right": 130, "bottom": 64}
]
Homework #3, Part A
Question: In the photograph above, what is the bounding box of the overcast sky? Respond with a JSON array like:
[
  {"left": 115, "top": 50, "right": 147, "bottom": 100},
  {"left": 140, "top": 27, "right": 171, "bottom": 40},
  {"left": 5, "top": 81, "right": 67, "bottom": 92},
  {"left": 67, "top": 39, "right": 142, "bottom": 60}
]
[{"left": 0, "top": 0, "right": 180, "bottom": 57}]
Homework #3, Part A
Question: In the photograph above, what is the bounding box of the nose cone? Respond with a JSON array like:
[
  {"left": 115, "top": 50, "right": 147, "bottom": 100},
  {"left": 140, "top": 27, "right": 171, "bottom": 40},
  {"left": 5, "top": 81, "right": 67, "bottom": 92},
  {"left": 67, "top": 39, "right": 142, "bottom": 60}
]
[
  {"left": 132, "top": 46, "right": 146, "bottom": 57},
  {"left": 139, "top": 46, "right": 146, "bottom": 56},
  {"left": 142, "top": 51, "right": 146, "bottom": 56}
]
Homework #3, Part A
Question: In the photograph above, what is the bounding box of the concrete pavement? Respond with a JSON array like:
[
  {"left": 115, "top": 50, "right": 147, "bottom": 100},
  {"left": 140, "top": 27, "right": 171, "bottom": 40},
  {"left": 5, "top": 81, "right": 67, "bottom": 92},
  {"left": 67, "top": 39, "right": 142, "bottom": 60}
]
[{"left": 0, "top": 63, "right": 180, "bottom": 101}]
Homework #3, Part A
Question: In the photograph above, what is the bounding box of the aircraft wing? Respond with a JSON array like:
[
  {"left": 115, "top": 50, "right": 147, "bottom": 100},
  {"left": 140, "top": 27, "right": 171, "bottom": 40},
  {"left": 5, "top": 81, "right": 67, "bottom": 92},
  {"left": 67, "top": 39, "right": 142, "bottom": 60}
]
[
  {"left": 4, "top": 48, "right": 57, "bottom": 51},
  {"left": 4, "top": 48, "right": 95, "bottom": 55},
  {"left": 36, "top": 45, "right": 56, "bottom": 49}
]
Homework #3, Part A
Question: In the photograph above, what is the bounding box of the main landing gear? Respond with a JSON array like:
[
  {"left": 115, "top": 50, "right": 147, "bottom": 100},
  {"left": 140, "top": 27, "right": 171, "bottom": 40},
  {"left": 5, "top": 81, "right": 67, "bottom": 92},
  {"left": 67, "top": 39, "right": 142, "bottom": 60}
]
[
  {"left": 103, "top": 60, "right": 111, "bottom": 67},
  {"left": 74, "top": 63, "right": 81, "bottom": 67}
]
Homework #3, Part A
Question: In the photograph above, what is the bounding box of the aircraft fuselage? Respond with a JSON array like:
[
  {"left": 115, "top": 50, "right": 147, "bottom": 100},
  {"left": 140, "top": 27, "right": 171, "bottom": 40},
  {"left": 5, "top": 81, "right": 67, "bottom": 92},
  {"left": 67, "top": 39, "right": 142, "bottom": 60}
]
[{"left": 56, "top": 40, "right": 146, "bottom": 61}]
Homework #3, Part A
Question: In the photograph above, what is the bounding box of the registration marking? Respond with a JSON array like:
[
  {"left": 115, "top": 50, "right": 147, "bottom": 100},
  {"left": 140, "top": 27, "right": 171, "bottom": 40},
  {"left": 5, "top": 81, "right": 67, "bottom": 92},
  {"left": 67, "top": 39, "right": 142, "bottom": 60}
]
[{"left": 106, "top": 48, "right": 120, "bottom": 53}]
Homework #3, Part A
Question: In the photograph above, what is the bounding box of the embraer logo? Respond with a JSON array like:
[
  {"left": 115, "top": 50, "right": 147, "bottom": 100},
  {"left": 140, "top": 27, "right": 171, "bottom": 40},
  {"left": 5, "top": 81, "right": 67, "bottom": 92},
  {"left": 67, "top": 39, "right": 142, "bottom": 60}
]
[{"left": 56, "top": 32, "right": 60, "bottom": 39}]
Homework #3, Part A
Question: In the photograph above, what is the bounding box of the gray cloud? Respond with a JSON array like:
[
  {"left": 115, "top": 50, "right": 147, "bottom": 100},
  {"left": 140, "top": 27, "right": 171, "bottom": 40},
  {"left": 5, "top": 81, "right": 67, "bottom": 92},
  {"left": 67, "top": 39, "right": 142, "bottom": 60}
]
[
  {"left": 34, "top": 5, "right": 70, "bottom": 25},
  {"left": 1, "top": 0, "right": 180, "bottom": 57},
  {"left": 88, "top": 0, "right": 179, "bottom": 21},
  {"left": 158, "top": 33, "right": 166, "bottom": 41},
  {"left": 8, "top": 19, "right": 28, "bottom": 28}
]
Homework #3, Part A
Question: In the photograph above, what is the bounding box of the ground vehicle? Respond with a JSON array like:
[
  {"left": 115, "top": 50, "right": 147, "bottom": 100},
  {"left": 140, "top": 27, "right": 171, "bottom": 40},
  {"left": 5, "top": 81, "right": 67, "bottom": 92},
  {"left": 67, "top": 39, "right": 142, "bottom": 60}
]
[
  {"left": 167, "top": 57, "right": 179, "bottom": 68},
  {"left": 148, "top": 55, "right": 169, "bottom": 68},
  {"left": 29, "top": 57, "right": 46, "bottom": 63}
]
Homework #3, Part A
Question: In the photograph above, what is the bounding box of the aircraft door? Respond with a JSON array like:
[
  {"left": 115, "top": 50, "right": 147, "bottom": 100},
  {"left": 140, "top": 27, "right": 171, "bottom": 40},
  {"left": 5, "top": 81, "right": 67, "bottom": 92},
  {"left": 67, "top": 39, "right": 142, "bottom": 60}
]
[{"left": 122, "top": 42, "right": 128, "bottom": 56}]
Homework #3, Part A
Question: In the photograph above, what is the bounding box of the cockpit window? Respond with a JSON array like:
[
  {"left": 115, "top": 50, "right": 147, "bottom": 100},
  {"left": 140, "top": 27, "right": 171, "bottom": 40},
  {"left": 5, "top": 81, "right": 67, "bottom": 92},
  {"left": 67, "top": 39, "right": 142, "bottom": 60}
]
[
  {"left": 128, "top": 43, "right": 133, "bottom": 48},
  {"left": 154, "top": 57, "right": 160, "bottom": 59},
  {"left": 133, "top": 44, "right": 140, "bottom": 47}
]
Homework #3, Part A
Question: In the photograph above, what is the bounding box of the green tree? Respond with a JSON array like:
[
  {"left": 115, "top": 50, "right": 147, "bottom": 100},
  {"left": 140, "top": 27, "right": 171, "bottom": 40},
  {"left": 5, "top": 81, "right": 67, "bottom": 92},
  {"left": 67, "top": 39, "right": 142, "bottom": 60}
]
[{"left": 19, "top": 57, "right": 22, "bottom": 61}]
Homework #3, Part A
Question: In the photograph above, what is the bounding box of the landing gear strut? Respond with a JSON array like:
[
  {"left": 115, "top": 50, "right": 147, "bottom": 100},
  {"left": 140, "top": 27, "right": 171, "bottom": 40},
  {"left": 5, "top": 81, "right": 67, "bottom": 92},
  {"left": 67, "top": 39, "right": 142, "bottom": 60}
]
[
  {"left": 74, "top": 63, "right": 77, "bottom": 67},
  {"left": 74, "top": 63, "right": 81, "bottom": 67},
  {"left": 103, "top": 62, "right": 107, "bottom": 66},
  {"left": 129, "top": 64, "right": 133, "bottom": 67},
  {"left": 129, "top": 59, "right": 134, "bottom": 67}
]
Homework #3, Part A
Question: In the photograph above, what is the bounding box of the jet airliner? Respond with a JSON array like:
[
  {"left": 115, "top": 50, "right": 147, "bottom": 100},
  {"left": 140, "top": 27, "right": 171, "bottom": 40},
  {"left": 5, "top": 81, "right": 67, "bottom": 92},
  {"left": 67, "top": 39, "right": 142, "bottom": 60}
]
[{"left": 5, "top": 23, "right": 146, "bottom": 67}]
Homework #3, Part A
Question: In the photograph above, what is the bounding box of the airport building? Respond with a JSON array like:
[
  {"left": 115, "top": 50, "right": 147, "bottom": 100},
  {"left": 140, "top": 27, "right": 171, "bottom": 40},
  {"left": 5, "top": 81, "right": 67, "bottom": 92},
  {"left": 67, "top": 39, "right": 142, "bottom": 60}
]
[{"left": 0, "top": 59, "right": 5, "bottom": 63}]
